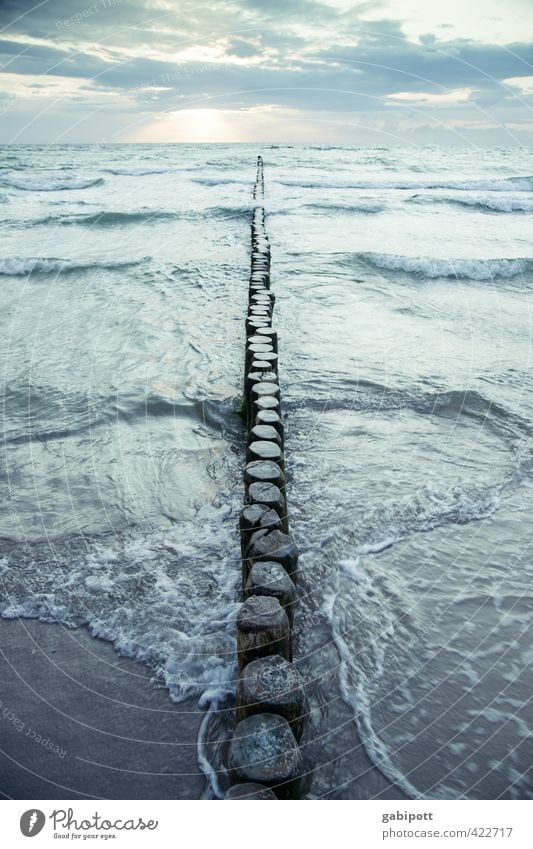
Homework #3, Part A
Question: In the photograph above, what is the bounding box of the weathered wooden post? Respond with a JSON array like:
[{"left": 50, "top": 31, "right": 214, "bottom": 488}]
[
  {"left": 236, "top": 655, "right": 306, "bottom": 738},
  {"left": 228, "top": 713, "right": 302, "bottom": 799}
]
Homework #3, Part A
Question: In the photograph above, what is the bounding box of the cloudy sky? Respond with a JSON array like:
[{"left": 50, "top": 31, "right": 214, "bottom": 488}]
[{"left": 0, "top": 0, "right": 532, "bottom": 144}]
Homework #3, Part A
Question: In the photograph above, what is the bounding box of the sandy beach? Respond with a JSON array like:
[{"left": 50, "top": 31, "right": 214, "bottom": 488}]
[{"left": 0, "top": 618, "right": 205, "bottom": 799}]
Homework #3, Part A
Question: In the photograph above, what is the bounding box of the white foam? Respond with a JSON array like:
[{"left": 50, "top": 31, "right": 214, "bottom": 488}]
[
  {"left": 305, "top": 199, "right": 386, "bottom": 214},
  {"left": 278, "top": 175, "right": 533, "bottom": 191},
  {"left": 316, "top": 476, "right": 511, "bottom": 798},
  {"left": 106, "top": 168, "right": 172, "bottom": 176},
  {"left": 192, "top": 176, "right": 251, "bottom": 186},
  {"left": 197, "top": 706, "right": 224, "bottom": 799},
  {"left": 338, "top": 557, "right": 361, "bottom": 579},
  {"left": 0, "top": 256, "right": 150, "bottom": 276},
  {"left": 85, "top": 575, "right": 114, "bottom": 593},
  {"left": 326, "top": 562, "right": 424, "bottom": 798},
  {"left": 357, "top": 536, "right": 398, "bottom": 555},
  {"left": 1, "top": 175, "right": 104, "bottom": 191},
  {"left": 358, "top": 253, "right": 532, "bottom": 281},
  {"left": 411, "top": 192, "right": 533, "bottom": 213}
]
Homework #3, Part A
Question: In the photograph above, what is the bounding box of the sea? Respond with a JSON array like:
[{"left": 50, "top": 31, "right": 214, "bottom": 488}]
[{"left": 1, "top": 143, "right": 532, "bottom": 799}]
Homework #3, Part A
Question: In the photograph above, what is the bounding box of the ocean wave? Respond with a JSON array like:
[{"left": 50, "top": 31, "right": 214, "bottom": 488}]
[
  {"left": 0, "top": 504, "right": 241, "bottom": 712},
  {"left": 304, "top": 199, "right": 386, "bottom": 214},
  {"left": 109, "top": 393, "right": 233, "bottom": 427},
  {"left": 105, "top": 167, "right": 173, "bottom": 176},
  {"left": 276, "top": 175, "right": 533, "bottom": 192},
  {"left": 356, "top": 253, "right": 533, "bottom": 281},
  {"left": 1, "top": 381, "right": 236, "bottom": 447},
  {"left": 409, "top": 193, "right": 533, "bottom": 213},
  {"left": 0, "top": 255, "right": 150, "bottom": 276},
  {"left": 356, "top": 481, "right": 504, "bottom": 555},
  {"left": 206, "top": 204, "right": 256, "bottom": 218},
  {"left": 416, "top": 389, "right": 532, "bottom": 439},
  {"left": 204, "top": 158, "right": 248, "bottom": 169},
  {"left": 327, "top": 568, "right": 426, "bottom": 799},
  {"left": 267, "top": 199, "right": 386, "bottom": 217},
  {"left": 26, "top": 206, "right": 249, "bottom": 227},
  {"left": 0, "top": 175, "right": 104, "bottom": 192},
  {"left": 324, "top": 460, "right": 533, "bottom": 799},
  {"left": 320, "top": 477, "right": 507, "bottom": 799},
  {"left": 33, "top": 210, "right": 181, "bottom": 227},
  {"left": 191, "top": 176, "right": 252, "bottom": 186},
  {"left": 288, "top": 382, "right": 532, "bottom": 444}
]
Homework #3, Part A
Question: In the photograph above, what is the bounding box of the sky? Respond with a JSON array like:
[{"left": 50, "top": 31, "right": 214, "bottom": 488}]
[{"left": 0, "top": 0, "right": 532, "bottom": 144}]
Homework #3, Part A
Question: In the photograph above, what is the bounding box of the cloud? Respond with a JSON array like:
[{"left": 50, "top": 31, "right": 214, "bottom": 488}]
[
  {"left": 504, "top": 75, "right": 533, "bottom": 94},
  {"left": 386, "top": 88, "right": 473, "bottom": 105},
  {"left": 317, "top": 20, "right": 533, "bottom": 93},
  {"left": 0, "top": 0, "right": 532, "bottom": 142}
]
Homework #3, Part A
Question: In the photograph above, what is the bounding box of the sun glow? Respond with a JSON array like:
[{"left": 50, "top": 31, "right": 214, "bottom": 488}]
[{"left": 132, "top": 108, "right": 236, "bottom": 142}]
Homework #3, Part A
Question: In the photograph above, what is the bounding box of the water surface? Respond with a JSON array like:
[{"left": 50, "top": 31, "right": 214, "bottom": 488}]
[{"left": 1, "top": 144, "right": 532, "bottom": 798}]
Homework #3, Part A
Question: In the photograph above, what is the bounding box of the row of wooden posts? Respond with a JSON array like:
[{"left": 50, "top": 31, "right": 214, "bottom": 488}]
[{"left": 225, "top": 157, "right": 306, "bottom": 800}]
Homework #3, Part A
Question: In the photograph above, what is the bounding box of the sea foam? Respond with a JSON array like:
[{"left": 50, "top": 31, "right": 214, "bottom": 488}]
[
  {"left": 277, "top": 175, "right": 533, "bottom": 192},
  {"left": 0, "top": 175, "right": 104, "bottom": 191},
  {"left": 357, "top": 253, "right": 532, "bottom": 281},
  {"left": 0, "top": 256, "right": 150, "bottom": 276},
  {"left": 409, "top": 193, "right": 533, "bottom": 213}
]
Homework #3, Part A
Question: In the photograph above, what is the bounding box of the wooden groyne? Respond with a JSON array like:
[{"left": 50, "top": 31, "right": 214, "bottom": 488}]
[{"left": 225, "top": 157, "right": 306, "bottom": 800}]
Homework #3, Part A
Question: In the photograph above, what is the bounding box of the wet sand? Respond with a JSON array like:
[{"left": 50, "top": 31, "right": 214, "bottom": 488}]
[{"left": 0, "top": 619, "right": 206, "bottom": 799}]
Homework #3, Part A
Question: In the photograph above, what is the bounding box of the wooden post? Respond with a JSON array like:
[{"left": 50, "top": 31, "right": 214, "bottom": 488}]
[
  {"left": 236, "top": 655, "right": 306, "bottom": 738},
  {"left": 228, "top": 713, "right": 302, "bottom": 799},
  {"left": 227, "top": 155, "right": 307, "bottom": 801},
  {"left": 236, "top": 595, "right": 291, "bottom": 670},
  {"left": 225, "top": 783, "right": 277, "bottom": 800},
  {"left": 247, "top": 529, "right": 298, "bottom": 578},
  {"left": 245, "top": 560, "right": 296, "bottom": 622}
]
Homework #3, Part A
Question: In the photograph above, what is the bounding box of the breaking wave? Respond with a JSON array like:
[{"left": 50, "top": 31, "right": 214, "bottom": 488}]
[
  {"left": 305, "top": 199, "right": 386, "bottom": 214},
  {"left": 105, "top": 167, "right": 174, "bottom": 176},
  {"left": 277, "top": 175, "right": 533, "bottom": 192},
  {"left": 409, "top": 193, "right": 533, "bottom": 213},
  {"left": 0, "top": 256, "right": 150, "bottom": 276},
  {"left": 356, "top": 253, "right": 533, "bottom": 281},
  {"left": 33, "top": 210, "right": 181, "bottom": 226},
  {"left": 0, "top": 175, "right": 105, "bottom": 191}
]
